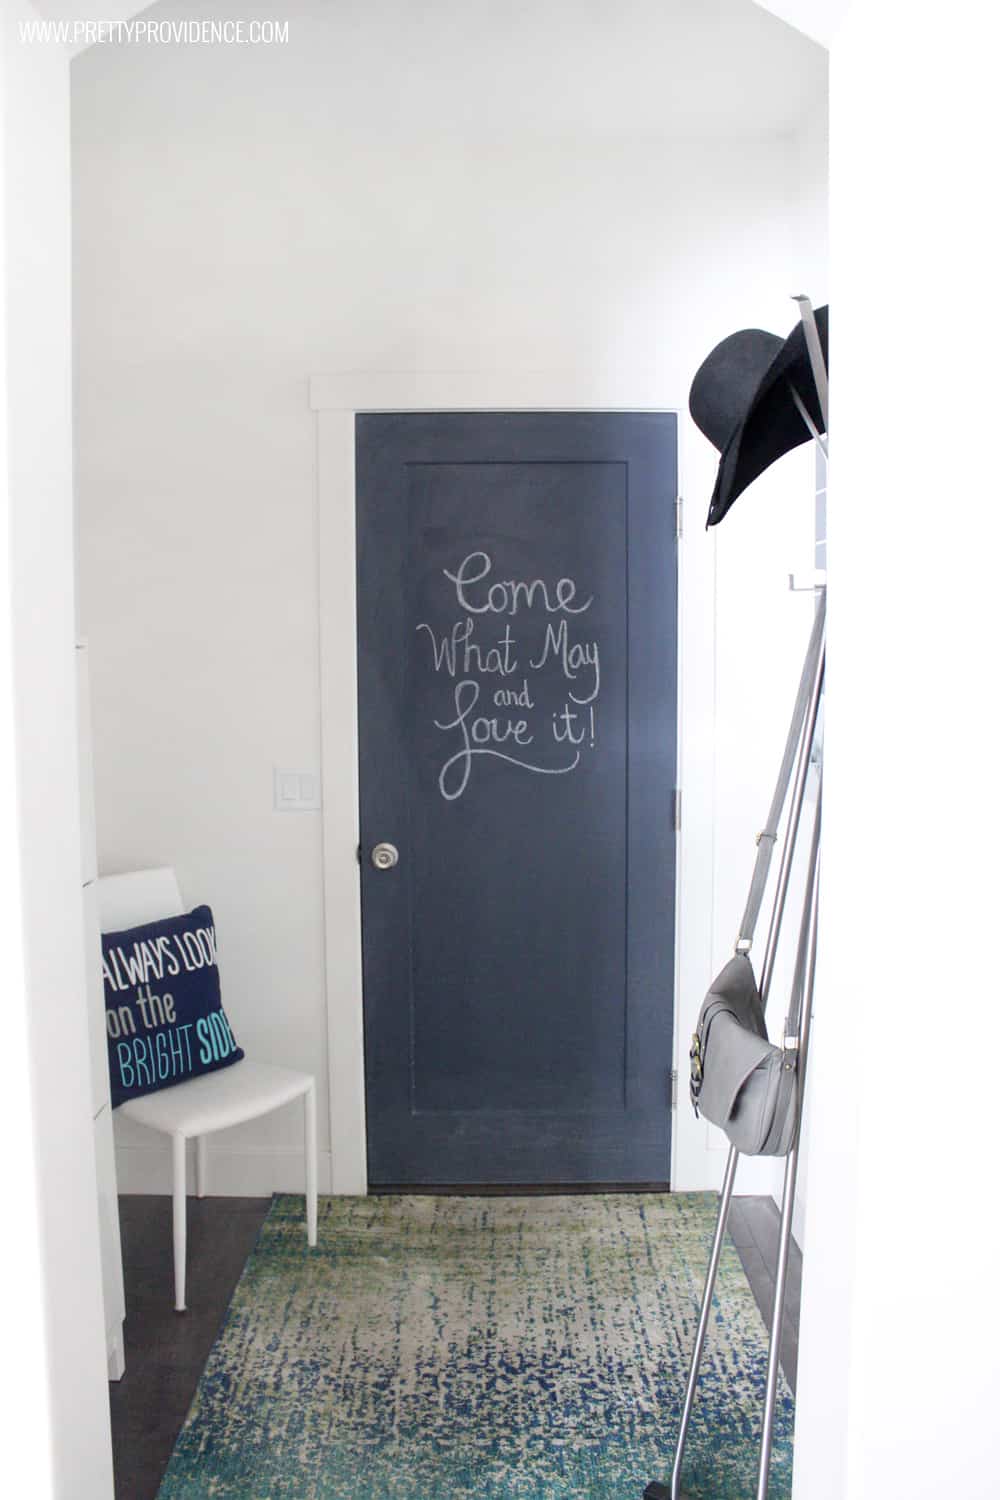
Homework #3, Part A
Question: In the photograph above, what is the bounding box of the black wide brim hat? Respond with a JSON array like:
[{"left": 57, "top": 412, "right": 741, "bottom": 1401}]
[{"left": 689, "top": 305, "right": 828, "bottom": 527}]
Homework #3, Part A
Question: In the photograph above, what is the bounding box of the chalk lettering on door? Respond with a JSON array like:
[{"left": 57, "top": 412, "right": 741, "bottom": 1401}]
[{"left": 416, "top": 551, "right": 602, "bottom": 800}]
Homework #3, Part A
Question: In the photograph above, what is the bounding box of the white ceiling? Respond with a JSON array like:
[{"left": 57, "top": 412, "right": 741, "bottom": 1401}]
[
  {"left": 30, "top": 0, "right": 154, "bottom": 53},
  {"left": 752, "top": 0, "right": 846, "bottom": 47},
  {"left": 48, "top": 1, "right": 828, "bottom": 136},
  {"left": 31, "top": 1, "right": 152, "bottom": 30}
]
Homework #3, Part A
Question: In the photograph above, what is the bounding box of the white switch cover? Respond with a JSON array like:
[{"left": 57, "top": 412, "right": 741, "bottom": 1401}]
[{"left": 273, "top": 767, "right": 322, "bottom": 811}]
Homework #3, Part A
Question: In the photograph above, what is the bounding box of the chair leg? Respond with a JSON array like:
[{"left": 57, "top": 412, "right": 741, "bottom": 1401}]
[
  {"left": 304, "top": 1081, "right": 318, "bottom": 1247},
  {"left": 172, "top": 1133, "right": 187, "bottom": 1312},
  {"left": 196, "top": 1135, "right": 207, "bottom": 1199}
]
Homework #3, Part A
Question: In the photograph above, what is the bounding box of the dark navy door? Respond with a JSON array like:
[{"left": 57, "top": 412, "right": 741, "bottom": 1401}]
[{"left": 356, "top": 412, "right": 677, "bottom": 1186}]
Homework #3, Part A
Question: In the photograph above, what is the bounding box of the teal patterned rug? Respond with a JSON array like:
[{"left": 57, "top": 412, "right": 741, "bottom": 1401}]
[{"left": 156, "top": 1193, "right": 794, "bottom": 1499}]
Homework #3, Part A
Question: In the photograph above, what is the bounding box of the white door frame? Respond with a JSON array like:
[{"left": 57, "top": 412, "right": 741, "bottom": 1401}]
[{"left": 312, "top": 371, "right": 708, "bottom": 1195}]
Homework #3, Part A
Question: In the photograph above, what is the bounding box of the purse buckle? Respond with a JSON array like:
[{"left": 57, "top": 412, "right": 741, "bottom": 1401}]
[{"left": 689, "top": 1031, "right": 704, "bottom": 1116}]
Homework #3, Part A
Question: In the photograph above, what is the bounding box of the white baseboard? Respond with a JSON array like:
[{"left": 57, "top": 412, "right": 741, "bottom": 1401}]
[{"left": 115, "top": 1143, "right": 336, "bottom": 1197}]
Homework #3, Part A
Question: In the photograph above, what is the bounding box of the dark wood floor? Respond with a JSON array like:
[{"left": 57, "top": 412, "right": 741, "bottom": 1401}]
[
  {"left": 110, "top": 1193, "right": 801, "bottom": 1500},
  {"left": 728, "top": 1195, "right": 802, "bottom": 1394},
  {"left": 110, "top": 1196, "right": 270, "bottom": 1500}
]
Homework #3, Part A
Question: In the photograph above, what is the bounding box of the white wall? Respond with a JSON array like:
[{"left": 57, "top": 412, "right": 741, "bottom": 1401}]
[
  {"left": 73, "top": 0, "right": 826, "bottom": 1196},
  {"left": 1, "top": 1, "right": 114, "bottom": 1495},
  {"left": 793, "top": 3, "right": 1000, "bottom": 1498},
  {"left": 0, "top": 14, "right": 54, "bottom": 1493}
]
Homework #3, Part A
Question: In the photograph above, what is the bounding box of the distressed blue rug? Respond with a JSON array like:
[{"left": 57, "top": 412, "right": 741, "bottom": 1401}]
[{"left": 156, "top": 1193, "right": 794, "bottom": 1499}]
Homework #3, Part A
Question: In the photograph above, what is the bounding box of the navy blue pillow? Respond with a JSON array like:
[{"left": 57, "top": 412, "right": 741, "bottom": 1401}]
[{"left": 101, "top": 904, "right": 244, "bottom": 1108}]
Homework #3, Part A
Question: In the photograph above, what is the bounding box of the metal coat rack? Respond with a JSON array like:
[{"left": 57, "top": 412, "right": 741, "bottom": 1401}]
[{"left": 643, "top": 296, "right": 829, "bottom": 1500}]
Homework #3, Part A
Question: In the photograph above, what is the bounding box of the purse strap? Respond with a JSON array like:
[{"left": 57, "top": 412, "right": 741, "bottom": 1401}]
[
  {"left": 735, "top": 591, "right": 826, "bottom": 955},
  {"left": 783, "top": 785, "right": 822, "bottom": 1051}
]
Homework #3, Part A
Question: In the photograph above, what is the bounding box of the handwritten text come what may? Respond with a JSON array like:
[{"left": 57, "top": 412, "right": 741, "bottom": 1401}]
[{"left": 416, "top": 551, "right": 600, "bottom": 801}]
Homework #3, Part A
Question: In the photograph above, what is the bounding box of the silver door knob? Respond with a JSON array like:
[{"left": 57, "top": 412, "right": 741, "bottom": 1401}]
[{"left": 371, "top": 842, "right": 399, "bottom": 871}]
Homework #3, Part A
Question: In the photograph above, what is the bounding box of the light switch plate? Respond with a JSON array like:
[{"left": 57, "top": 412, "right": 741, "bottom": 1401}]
[{"left": 273, "top": 767, "right": 322, "bottom": 811}]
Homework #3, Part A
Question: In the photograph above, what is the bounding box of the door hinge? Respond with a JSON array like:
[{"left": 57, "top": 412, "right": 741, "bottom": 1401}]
[
  {"left": 670, "top": 1068, "right": 678, "bottom": 1110},
  {"left": 672, "top": 788, "right": 682, "bottom": 832},
  {"left": 675, "top": 495, "right": 684, "bottom": 539}
]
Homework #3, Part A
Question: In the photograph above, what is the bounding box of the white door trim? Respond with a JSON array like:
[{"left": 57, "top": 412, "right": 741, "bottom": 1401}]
[{"left": 312, "top": 371, "right": 701, "bottom": 1195}]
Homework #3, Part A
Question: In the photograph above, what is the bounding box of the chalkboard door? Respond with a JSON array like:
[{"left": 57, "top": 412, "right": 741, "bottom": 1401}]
[{"left": 356, "top": 411, "right": 677, "bottom": 1186}]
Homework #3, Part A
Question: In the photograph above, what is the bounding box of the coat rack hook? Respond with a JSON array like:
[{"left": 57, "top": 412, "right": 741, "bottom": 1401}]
[{"left": 791, "top": 293, "right": 829, "bottom": 432}]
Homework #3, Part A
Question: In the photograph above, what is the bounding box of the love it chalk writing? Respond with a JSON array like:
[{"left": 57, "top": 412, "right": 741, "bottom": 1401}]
[{"left": 416, "top": 550, "right": 601, "bottom": 801}]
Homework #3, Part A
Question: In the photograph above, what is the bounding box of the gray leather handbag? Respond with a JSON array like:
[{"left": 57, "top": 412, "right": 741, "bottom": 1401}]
[
  {"left": 690, "top": 954, "right": 799, "bottom": 1157},
  {"left": 689, "top": 600, "right": 825, "bottom": 1158}
]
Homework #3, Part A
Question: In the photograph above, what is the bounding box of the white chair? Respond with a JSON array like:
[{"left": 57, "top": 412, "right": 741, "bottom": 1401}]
[{"left": 97, "top": 866, "right": 318, "bottom": 1311}]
